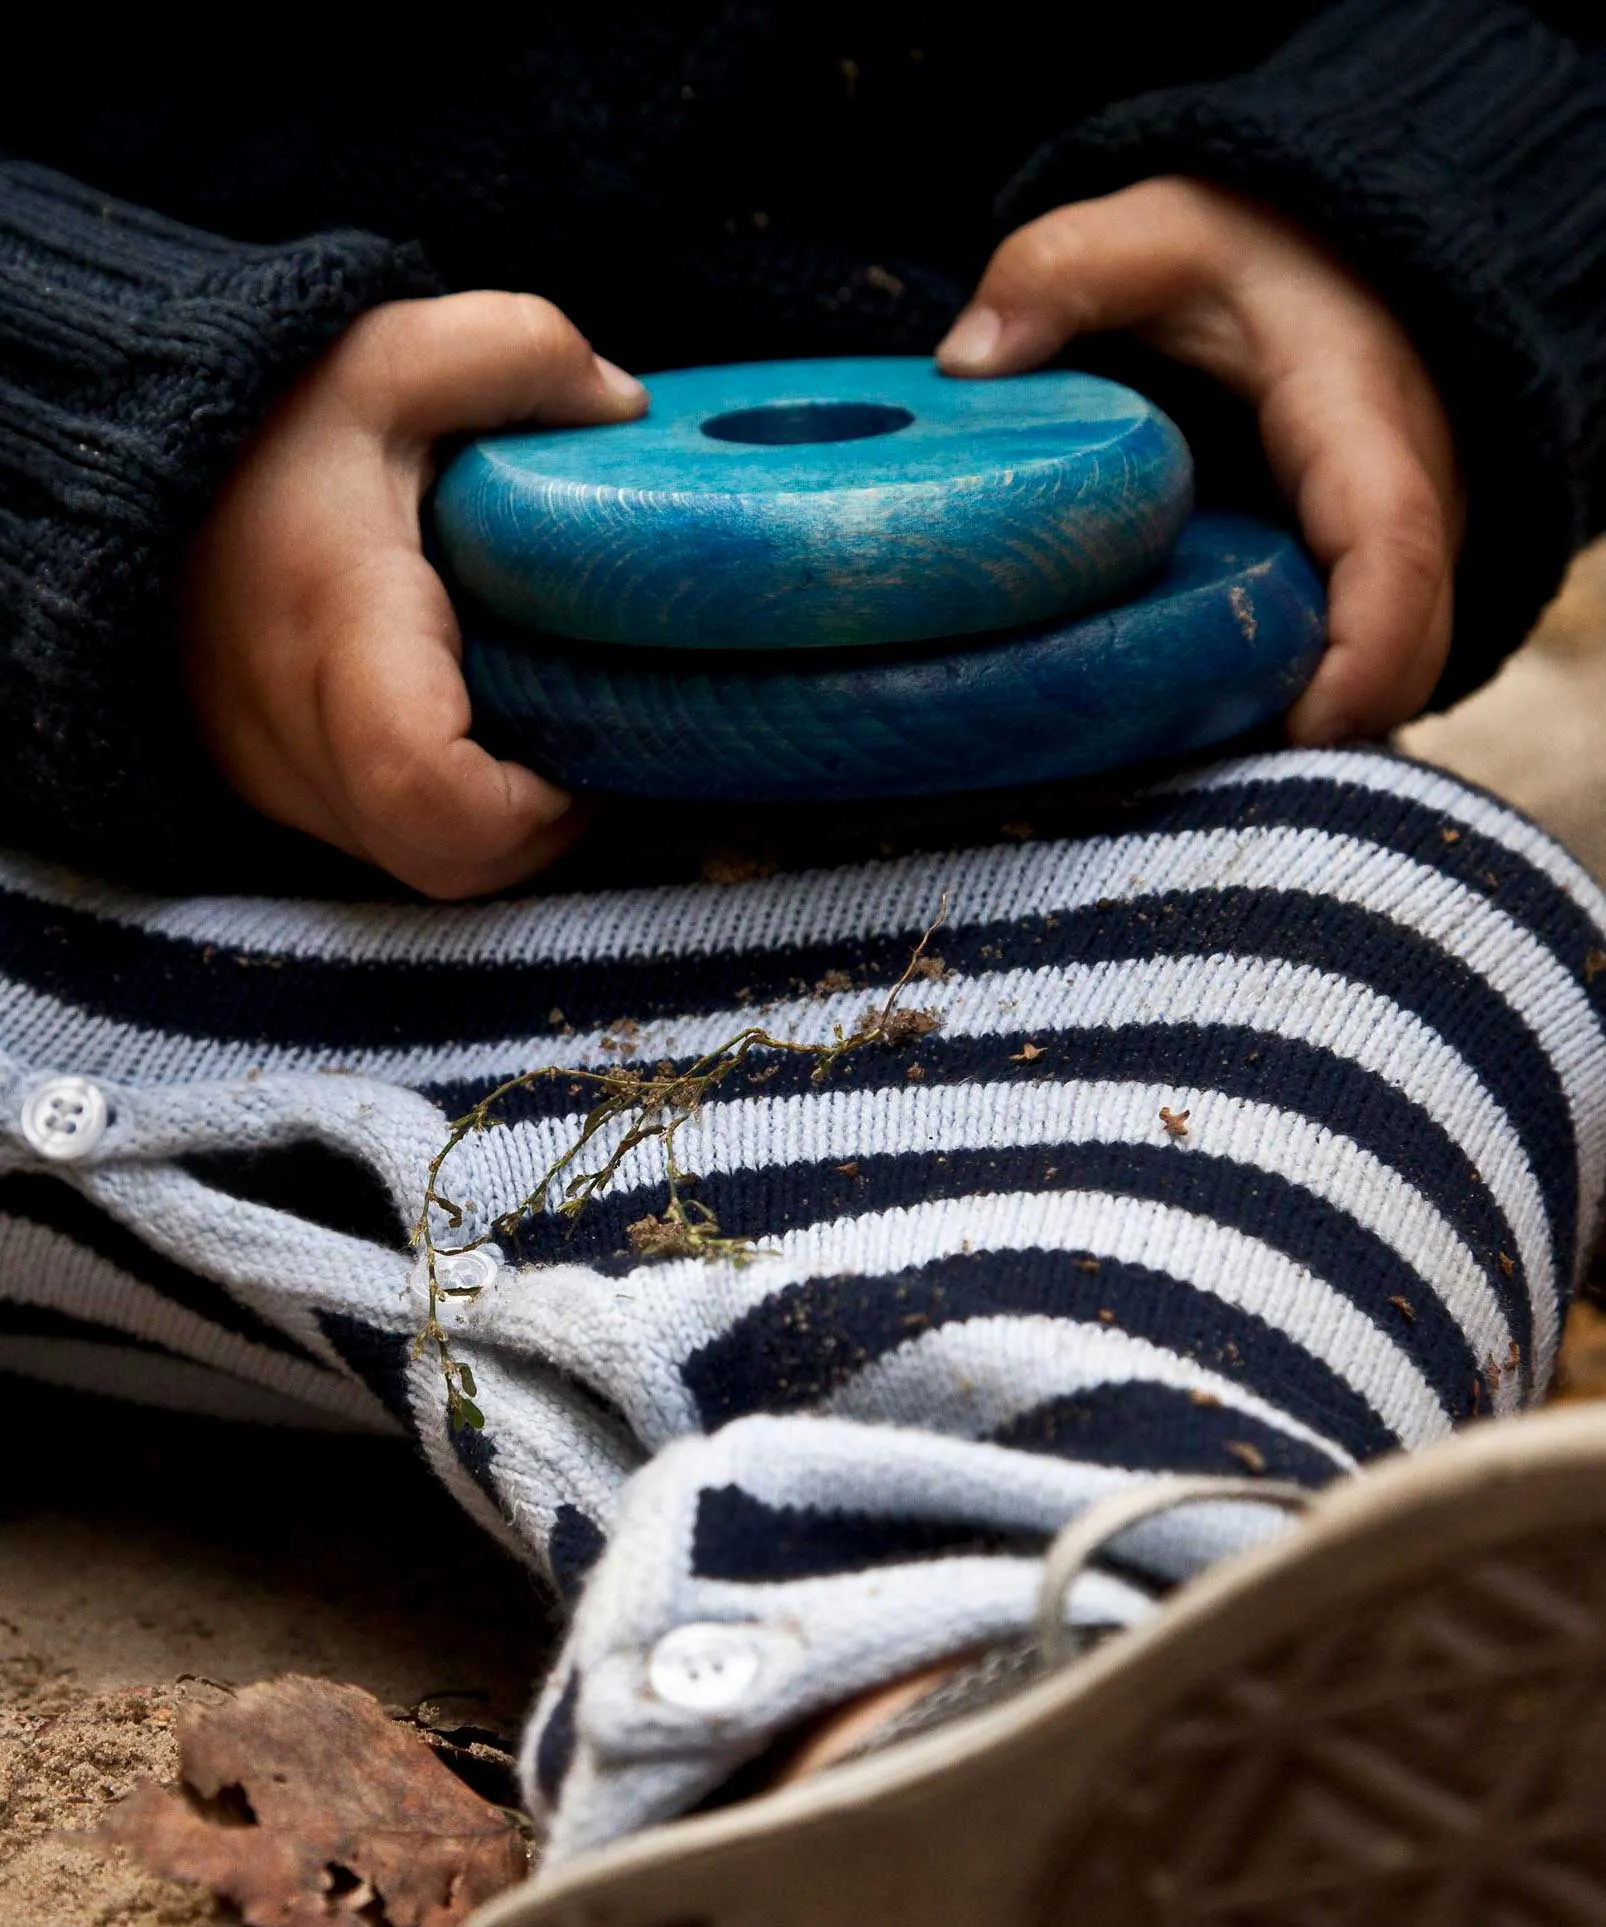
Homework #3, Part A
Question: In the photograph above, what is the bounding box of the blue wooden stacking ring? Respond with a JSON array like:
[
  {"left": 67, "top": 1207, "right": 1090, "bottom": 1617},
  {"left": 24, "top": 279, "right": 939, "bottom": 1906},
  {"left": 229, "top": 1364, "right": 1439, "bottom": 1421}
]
[
  {"left": 432, "top": 358, "right": 1192, "bottom": 650},
  {"left": 462, "top": 512, "right": 1325, "bottom": 802}
]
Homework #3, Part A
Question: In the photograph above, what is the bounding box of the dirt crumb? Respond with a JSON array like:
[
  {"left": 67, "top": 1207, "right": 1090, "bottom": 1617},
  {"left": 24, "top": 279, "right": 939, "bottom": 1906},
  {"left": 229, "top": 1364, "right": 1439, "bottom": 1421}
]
[
  {"left": 626, "top": 1213, "right": 698, "bottom": 1259},
  {"left": 700, "top": 850, "right": 778, "bottom": 886},
  {"left": 879, "top": 1006, "right": 942, "bottom": 1047}
]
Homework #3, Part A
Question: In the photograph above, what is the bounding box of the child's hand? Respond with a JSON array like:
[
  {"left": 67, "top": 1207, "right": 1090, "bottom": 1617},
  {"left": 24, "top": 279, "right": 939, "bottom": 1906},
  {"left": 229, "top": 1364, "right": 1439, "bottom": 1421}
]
[
  {"left": 182, "top": 293, "right": 646, "bottom": 898},
  {"left": 938, "top": 178, "right": 1464, "bottom": 744}
]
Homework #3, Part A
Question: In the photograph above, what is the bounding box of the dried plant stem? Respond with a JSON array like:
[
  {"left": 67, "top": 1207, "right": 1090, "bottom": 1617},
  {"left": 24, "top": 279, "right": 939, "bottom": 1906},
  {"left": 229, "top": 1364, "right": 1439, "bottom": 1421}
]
[{"left": 413, "top": 898, "right": 949, "bottom": 1430}]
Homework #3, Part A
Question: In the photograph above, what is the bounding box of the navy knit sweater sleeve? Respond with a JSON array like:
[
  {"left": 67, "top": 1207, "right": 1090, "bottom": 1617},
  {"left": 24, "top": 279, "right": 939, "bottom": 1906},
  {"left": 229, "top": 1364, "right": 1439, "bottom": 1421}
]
[
  {"left": 1004, "top": 0, "right": 1606, "bottom": 708},
  {"left": 0, "top": 161, "right": 438, "bottom": 878}
]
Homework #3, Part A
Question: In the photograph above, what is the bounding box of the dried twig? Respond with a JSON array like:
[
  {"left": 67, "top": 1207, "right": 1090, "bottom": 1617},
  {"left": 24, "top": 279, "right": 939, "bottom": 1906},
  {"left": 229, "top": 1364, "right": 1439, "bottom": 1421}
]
[{"left": 413, "top": 899, "right": 949, "bottom": 1430}]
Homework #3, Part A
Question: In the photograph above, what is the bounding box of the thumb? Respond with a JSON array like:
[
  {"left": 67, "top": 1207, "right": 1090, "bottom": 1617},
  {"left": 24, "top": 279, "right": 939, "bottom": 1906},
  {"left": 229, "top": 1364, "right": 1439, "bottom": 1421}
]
[
  {"left": 937, "top": 180, "right": 1226, "bottom": 377},
  {"left": 333, "top": 290, "right": 648, "bottom": 441}
]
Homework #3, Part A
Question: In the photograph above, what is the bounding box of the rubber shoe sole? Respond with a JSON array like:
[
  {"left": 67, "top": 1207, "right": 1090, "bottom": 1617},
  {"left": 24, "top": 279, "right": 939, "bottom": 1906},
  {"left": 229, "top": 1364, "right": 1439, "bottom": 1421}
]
[{"left": 471, "top": 1403, "right": 1606, "bottom": 1927}]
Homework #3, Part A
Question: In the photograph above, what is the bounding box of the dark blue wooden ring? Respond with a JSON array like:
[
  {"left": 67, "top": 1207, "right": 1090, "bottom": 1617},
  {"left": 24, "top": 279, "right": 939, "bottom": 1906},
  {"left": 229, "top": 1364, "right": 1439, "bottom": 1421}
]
[
  {"left": 432, "top": 358, "right": 1192, "bottom": 651},
  {"left": 463, "top": 513, "right": 1325, "bottom": 802}
]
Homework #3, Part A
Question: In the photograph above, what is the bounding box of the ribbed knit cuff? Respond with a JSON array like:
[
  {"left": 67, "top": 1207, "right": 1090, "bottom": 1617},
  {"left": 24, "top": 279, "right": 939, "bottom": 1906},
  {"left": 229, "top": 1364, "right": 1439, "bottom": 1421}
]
[
  {"left": 1000, "top": 0, "right": 1606, "bottom": 710},
  {"left": 0, "top": 161, "right": 442, "bottom": 882},
  {"left": 524, "top": 1417, "right": 1184, "bottom": 1862}
]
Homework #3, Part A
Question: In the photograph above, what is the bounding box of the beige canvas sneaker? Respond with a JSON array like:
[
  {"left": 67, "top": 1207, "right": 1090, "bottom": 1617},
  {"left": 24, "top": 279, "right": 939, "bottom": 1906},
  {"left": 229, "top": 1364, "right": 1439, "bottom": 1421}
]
[{"left": 473, "top": 1401, "right": 1606, "bottom": 1927}]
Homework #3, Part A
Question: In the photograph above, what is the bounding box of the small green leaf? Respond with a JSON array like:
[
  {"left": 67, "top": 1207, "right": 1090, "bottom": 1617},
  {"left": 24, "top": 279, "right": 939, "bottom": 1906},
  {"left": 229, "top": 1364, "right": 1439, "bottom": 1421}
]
[
  {"left": 458, "top": 1364, "right": 477, "bottom": 1398},
  {"left": 458, "top": 1398, "right": 486, "bottom": 1430}
]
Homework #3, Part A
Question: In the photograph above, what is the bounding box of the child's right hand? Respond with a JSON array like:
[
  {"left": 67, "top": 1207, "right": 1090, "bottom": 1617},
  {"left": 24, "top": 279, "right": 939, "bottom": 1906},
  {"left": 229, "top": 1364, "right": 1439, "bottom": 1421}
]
[{"left": 182, "top": 293, "right": 646, "bottom": 899}]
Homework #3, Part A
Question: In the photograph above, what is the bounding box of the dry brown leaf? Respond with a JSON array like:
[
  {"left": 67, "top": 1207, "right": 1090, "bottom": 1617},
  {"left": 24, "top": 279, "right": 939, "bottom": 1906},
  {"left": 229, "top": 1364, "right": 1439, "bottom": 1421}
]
[{"left": 98, "top": 1675, "right": 526, "bottom": 1926}]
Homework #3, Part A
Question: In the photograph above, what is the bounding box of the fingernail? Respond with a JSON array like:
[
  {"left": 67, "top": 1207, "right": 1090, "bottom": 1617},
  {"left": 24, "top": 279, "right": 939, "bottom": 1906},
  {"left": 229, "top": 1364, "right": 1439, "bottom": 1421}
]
[
  {"left": 936, "top": 306, "right": 1002, "bottom": 372},
  {"left": 595, "top": 356, "right": 647, "bottom": 403}
]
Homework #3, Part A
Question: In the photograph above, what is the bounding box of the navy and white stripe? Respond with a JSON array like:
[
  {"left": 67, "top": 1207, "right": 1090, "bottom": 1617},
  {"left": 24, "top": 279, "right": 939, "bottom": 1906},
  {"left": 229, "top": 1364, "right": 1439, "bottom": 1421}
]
[{"left": 1, "top": 747, "right": 1603, "bottom": 1859}]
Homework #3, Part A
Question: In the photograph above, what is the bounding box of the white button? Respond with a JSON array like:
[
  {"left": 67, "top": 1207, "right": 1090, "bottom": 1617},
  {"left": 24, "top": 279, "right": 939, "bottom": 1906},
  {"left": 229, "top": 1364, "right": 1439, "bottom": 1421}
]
[
  {"left": 435, "top": 1246, "right": 503, "bottom": 1293},
  {"left": 19, "top": 1075, "right": 110, "bottom": 1162},
  {"left": 648, "top": 1623, "right": 768, "bottom": 1712}
]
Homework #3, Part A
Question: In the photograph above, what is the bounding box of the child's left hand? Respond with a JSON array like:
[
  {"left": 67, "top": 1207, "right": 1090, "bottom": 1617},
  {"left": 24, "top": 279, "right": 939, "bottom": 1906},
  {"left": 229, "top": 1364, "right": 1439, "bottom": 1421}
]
[{"left": 938, "top": 177, "right": 1464, "bottom": 744}]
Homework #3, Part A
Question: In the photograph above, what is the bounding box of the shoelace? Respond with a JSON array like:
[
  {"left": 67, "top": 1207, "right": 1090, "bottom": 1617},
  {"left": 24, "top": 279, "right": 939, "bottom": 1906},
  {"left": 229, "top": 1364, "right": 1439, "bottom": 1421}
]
[
  {"left": 833, "top": 1474, "right": 1317, "bottom": 1769},
  {"left": 1035, "top": 1473, "right": 1316, "bottom": 1663}
]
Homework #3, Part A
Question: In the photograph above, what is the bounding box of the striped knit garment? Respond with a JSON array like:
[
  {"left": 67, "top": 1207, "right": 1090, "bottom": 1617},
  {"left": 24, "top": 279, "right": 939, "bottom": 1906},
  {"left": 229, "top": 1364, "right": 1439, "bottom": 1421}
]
[{"left": 2, "top": 747, "right": 1605, "bottom": 1858}]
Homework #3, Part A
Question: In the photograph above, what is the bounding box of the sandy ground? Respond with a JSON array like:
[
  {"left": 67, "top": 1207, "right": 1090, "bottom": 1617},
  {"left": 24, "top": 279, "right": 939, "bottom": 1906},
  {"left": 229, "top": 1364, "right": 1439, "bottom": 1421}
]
[
  {"left": 0, "top": 1385, "right": 551, "bottom": 1925},
  {"left": 4, "top": 540, "right": 1606, "bottom": 1927}
]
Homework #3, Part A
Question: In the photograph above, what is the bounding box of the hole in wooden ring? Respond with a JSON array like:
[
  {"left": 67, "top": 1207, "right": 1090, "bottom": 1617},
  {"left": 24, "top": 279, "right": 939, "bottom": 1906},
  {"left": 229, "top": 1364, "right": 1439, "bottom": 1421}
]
[{"left": 700, "top": 400, "right": 914, "bottom": 446}]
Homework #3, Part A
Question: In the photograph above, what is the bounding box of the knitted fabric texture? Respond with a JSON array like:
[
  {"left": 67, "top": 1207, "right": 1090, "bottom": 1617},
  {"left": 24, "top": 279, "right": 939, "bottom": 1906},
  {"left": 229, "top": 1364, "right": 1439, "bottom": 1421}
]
[
  {"left": 2, "top": 748, "right": 1604, "bottom": 1856},
  {"left": 1, "top": 3, "right": 1603, "bottom": 882},
  {"left": 0, "top": 161, "right": 439, "bottom": 878}
]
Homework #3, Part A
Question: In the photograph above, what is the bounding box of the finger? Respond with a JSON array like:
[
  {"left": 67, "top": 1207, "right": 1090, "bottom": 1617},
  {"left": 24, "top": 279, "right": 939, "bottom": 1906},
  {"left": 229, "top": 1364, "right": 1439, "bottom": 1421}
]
[
  {"left": 333, "top": 290, "right": 648, "bottom": 441},
  {"left": 1289, "top": 515, "right": 1454, "bottom": 745},
  {"left": 251, "top": 752, "right": 586, "bottom": 902},
  {"left": 936, "top": 179, "right": 1229, "bottom": 376},
  {"left": 315, "top": 551, "right": 581, "bottom": 896},
  {"left": 268, "top": 785, "right": 586, "bottom": 901},
  {"left": 1268, "top": 374, "right": 1456, "bottom": 742},
  {"left": 364, "top": 760, "right": 591, "bottom": 901},
  {"left": 194, "top": 693, "right": 358, "bottom": 860}
]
